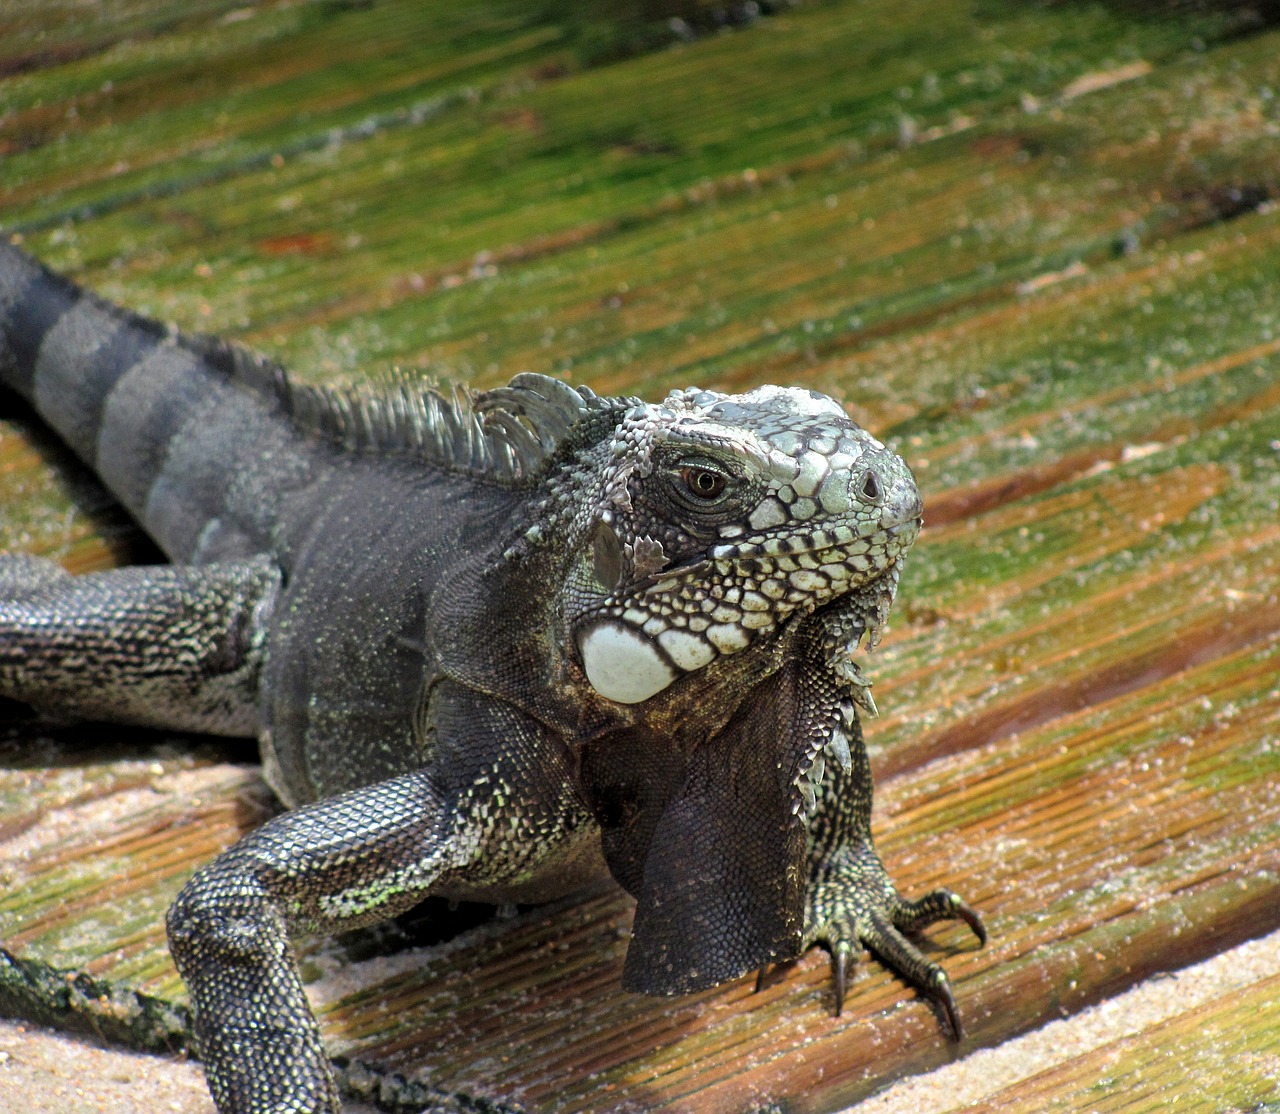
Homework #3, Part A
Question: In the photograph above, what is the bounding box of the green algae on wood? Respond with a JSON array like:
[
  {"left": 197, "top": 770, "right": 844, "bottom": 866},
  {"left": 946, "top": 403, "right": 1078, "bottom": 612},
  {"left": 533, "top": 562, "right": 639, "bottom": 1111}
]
[
  {"left": 2, "top": 1, "right": 1280, "bottom": 1112},
  {"left": 951, "top": 972, "right": 1280, "bottom": 1113}
]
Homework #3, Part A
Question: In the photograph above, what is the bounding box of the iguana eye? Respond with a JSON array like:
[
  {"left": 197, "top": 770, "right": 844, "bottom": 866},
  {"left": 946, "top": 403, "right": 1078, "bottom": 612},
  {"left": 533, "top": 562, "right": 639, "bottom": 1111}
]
[{"left": 678, "top": 466, "right": 728, "bottom": 501}]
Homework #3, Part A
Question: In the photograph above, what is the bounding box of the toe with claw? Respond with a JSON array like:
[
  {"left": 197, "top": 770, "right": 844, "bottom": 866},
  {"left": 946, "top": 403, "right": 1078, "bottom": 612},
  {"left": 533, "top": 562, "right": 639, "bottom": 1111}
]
[{"left": 804, "top": 848, "right": 986, "bottom": 1039}]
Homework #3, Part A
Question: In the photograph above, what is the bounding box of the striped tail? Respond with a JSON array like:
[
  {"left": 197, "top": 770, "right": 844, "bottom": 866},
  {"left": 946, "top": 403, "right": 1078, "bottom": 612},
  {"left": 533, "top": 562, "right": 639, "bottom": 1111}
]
[{"left": 0, "top": 239, "right": 311, "bottom": 564}]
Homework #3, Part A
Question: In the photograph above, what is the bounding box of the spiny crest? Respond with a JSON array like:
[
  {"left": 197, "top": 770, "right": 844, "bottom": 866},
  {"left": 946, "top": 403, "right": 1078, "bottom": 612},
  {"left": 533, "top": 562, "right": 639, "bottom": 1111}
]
[{"left": 188, "top": 331, "right": 628, "bottom": 485}]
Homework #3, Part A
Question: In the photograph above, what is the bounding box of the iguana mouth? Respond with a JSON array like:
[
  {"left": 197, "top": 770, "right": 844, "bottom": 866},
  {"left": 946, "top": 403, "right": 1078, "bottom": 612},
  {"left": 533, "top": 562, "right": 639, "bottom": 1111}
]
[
  {"left": 708, "top": 512, "right": 920, "bottom": 563},
  {"left": 576, "top": 517, "right": 917, "bottom": 706},
  {"left": 712, "top": 522, "right": 883, "bottom": 558}
]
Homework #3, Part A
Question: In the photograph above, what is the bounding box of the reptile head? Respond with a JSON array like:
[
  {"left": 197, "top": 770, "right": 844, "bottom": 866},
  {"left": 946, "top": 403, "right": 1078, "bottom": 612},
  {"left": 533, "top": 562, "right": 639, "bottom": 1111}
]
[
  {"left": 558, "top": 383, "right": 922, "bottom": 995},
  {"left": 567, "top": 384, "right": 921, "bottom": 703}
]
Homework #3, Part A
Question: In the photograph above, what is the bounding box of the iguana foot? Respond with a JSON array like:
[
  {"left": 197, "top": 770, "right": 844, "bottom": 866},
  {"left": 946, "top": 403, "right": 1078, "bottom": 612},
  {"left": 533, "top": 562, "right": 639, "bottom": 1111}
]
[{"left": 803, "top": 844, "right": 985, "bottom": 1039}]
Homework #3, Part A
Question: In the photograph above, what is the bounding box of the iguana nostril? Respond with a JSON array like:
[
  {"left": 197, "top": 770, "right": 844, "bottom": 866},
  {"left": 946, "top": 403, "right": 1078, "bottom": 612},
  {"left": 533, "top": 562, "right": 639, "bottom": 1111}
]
[{"left": 857, "top": 470, "right": 882, "bottom": 504}]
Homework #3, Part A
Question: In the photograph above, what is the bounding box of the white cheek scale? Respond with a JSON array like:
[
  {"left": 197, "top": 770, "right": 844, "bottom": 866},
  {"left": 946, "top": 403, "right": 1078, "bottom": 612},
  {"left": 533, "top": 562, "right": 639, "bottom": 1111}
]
[{"left": 578, "top": 622, "right": 677, "bottom": 704}]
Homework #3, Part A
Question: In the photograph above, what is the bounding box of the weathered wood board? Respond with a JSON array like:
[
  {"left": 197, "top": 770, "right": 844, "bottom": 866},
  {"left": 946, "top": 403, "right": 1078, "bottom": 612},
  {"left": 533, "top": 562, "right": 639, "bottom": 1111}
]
[{"left": 2, "top": 1, "right": 1278, "bottom": 1111}]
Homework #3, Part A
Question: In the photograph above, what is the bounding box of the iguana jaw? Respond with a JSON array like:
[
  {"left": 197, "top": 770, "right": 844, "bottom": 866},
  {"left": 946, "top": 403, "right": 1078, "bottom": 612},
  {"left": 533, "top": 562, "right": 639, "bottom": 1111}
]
[{"left": 574, "top": 514, "right": 919, "bottom": 705}]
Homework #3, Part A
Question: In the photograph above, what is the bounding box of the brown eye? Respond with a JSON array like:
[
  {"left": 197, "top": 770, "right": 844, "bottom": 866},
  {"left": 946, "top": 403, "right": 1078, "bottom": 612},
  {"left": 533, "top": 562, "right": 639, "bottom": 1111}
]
[{"left": 679, "top": 466, "right": 728, "bottom": 500}]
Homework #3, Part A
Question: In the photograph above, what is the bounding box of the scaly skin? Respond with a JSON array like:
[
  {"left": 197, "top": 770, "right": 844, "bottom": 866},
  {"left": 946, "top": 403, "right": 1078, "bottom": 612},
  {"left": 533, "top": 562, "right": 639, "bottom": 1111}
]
[{"left": 0, "top": 240, "right": 983, "bottom": 1113}]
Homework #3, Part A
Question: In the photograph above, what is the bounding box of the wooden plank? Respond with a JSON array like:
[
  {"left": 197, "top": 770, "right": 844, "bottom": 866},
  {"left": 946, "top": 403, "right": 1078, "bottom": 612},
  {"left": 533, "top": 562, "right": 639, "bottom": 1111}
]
[
  {"left": 952, "top": 972, "right": 1280, "bottom": 1113},
  {"left": 2, "top": 1, "right": 1279, "bottom": 1111},
  {"left": 846, "top": 926, "right": 1280, "bottom": 1113}
]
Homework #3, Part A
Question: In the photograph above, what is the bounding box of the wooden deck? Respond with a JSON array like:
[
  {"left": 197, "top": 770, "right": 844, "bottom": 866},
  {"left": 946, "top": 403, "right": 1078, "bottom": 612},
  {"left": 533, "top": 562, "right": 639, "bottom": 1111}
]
[{"left": 2, "top": 2, "right": 1278, "bottom": 1110}]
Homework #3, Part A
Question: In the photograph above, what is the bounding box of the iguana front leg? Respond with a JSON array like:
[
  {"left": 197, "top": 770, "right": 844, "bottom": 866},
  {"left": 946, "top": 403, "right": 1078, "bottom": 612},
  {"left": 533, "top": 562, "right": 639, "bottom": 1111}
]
[
  {"left": 167, "top": 771, "right": 448, "bottom": 1114},
  {"left": 168, "top": 679, "right": 591, "bottom": 1114},
  {"left": 802, "top": 698, "right": 985, "bottom": 1037}
]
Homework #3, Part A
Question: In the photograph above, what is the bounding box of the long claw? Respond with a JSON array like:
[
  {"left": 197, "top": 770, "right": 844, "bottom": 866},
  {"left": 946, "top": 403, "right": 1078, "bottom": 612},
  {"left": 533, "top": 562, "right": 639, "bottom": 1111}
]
[
  {"left": 755, "top": 965, "right": 768, "bottom": 994},
  {"left": 951, "top": 896, "right": 987, "bottom": 947},
  {"left": 833, "top": 940, "right": 851, "bottom": 1017},
  {"left": 933, "top": 970, "right": 964, "bottom": 1041},
  {"left": 895, "top": 889, "right": 988, "bottom": 948}
]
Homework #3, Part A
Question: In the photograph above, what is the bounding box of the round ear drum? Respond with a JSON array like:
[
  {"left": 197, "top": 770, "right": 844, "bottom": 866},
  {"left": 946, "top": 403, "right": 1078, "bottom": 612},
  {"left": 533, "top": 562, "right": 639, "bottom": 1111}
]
[{"left": 591, "top": 518, "right": 623, "bottom": 592}]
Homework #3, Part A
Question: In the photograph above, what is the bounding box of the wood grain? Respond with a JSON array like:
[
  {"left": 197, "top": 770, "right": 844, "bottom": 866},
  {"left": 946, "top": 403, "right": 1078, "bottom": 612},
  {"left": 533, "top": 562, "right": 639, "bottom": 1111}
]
[{"left": 2, "top": 1, "right": 1278, "bottom": 1110}]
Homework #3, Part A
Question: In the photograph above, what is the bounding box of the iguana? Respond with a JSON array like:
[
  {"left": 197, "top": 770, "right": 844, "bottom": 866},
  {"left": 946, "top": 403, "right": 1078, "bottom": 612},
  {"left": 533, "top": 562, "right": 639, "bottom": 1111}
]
[{"left": 0, "top": 240, "right": 984, "bottom": 1114}]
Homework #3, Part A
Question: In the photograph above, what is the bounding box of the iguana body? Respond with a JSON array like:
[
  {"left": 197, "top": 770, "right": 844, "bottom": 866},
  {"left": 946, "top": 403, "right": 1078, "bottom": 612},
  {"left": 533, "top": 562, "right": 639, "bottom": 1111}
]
[{"left": 0, "top": 241, "right": 983, "bottom": 1114}]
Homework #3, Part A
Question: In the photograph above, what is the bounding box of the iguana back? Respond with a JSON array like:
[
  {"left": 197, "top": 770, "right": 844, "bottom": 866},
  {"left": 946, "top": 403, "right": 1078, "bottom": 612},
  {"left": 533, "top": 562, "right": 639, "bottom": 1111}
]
[
  {"left": 0, "top": 241, "right": 608, "bottom": 802},
  {"left": 0, "top": 242, "right": 578, "bottom": 567}
]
